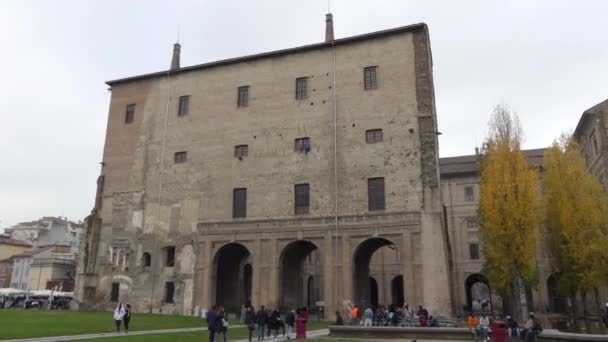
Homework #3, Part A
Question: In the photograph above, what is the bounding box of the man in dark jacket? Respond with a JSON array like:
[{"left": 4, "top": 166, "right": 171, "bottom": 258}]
[
  {"left": 285, "top": 309, "right": 296, "bottom": 340},
  {"left": 206, "top": 305, "right": 218, "bottom": 342},
  {"left": 245, "top": 306, "right": 256, "bottom": 342},
  {"left": 256, "top": 305, "right": 267, "bottom": 340}
]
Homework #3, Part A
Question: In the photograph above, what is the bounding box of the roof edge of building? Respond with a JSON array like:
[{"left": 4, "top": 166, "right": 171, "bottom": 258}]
[{"left": 106, "top": 22, "right": 427, "bottom": 86}]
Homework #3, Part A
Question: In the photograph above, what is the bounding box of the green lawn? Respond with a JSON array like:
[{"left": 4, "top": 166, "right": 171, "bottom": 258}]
[
  {"left": 84, "top": 321, "right": 332, "bottom": 341},
  {"left": 0, "top": 310, "right": 205, "bottom": 340}
]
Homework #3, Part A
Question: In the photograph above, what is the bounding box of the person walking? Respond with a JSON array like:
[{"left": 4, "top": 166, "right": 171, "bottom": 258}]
[
  {"left": 217, "top": 306, "right": 228, "bottom": 342},
  {"left": 123, "top": 304, "right": 132, "bottom": 333},
  {"left": 256, "top": 305, "right": 267, "bottom": 340},
  {"left": 113, "top": 303, "right": 126, "bottom": 332},
  {"left": 269, "top": 308, "right": 281, "bottom": 341},
  {"left": 363, "top": 307, "right": 373, "bottom": 327},
  {"left": 467, "top": 313, "right": 479, "bottom": 342},
  {"left": 207, "top": 305, "right": 219, "bottom": 342},
  {"left": 505, "top": 315, "right": 518, "bottom": 342},
  {"left": 477, "top": 314, "right": 490, "bottom": 342},
  {"left": 245, "top": 306, "right": 256, "bottom": 342},
  {"left": 285, "top": 309, "right": 295, "bottom": 340},
  {"left": 241, "top": 305, "right": 247, "bottom": 324}
]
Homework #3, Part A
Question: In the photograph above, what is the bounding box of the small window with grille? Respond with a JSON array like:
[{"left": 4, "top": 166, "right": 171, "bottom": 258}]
[
  {"left": 295, "top": 77, "right": 308, "bottom": 100},
  {"left": 469, "top": 243, "right": 480, "bottom": 260},
  {"left": 364, "top": 66, "right": 378, "bottom": 90},
  {"left": 237, "top": 86, "right": 249, "bottom": 107},
  {"left": 174, "top": 151, "right": 187, "bottom": 163},
  {"left": 464, "top": 186, "right": 474, "bottom": 202},
  {"left": 178, "top": 95, "right": 190, "bottom": 116},
  {"left": 235, "top": 145, "right": 248, "bottom": 159},
  {"left": 295, "top": 184, "right": 310, "bottom": 215},
  {"left": 365, "top": 129, "right": 383, "bottom": 144},
  {"left": 294, "top": 137, "right": 311, "bottom": 153},
  {"left": 125, "top": 104, "right": 135, "bottom": 123}
]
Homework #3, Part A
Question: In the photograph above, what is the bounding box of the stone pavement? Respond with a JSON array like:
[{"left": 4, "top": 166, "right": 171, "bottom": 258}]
[{"left": 2, "top": 327, "right": 330, "bottom": 342}]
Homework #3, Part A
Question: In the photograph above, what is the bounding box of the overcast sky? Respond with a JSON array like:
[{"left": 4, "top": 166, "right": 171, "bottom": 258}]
[{"left": 1, "top": 0, "right": 606, "bottom": 229}]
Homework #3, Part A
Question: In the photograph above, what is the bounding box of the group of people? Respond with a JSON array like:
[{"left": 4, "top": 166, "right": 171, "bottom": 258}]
[
  {"left": 207, "top": 304, "right": 309, "bottom": 342},
  {"left": 112, "top": 303, "right": 132, "bottom": 333},
  {"left": 467, "top": 312, "right": 542, "bottom": 342},
  {"left": 346, "top": 303, "right": 438, "bottom": 327}
]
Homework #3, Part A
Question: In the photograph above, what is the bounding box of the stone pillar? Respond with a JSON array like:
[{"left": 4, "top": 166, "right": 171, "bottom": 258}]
[
  {"left": 195, "top": 240, "right": 212, "bottom": 312},
  {"left": 323, "top": 230, "right": 335, "bottom": 319},
  {"left": 402, "top": 231, "right": 416, "bottom": 306},
  {"left": 341, "top": 234, "right": 352, "bottom": 307},
  {"left": 251, "top": 238, "right": 262, "bottom": 309},
  {"left": 268, "top": 239, "right": 279, "bottom": 308}
]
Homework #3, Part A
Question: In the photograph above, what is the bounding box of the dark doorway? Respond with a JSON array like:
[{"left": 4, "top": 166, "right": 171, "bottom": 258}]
[
  {"left": 353, "top": 237, "right": 401, "bottom": 308},
  {"left": 214, "top": 243, "right": 251, "bottom": 315},
  {"left": 465, "top": 273, "right": 491, "bottom": 313},
  {"left": 369, "top": 277, "right": 379, "bottom": 307},
  {"left": 391, "top": 275, "right": 405, "bottom": 307},
  {"left": 280, "top": 240, "right": 322, "bottom": 311}
]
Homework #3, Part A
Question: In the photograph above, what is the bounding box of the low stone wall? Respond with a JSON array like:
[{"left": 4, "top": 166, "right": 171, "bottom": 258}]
[
  {"left": 538, "top": 329, "right": 608, "bottom": 342},
  {"left": 329, "top": 325, "right": 473, "bottom": 340}
]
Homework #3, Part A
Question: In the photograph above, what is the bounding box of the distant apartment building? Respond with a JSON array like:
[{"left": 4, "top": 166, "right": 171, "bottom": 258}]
[
  {"left": 5, "top": 216, "right": 83, "bottom": 254},
  {"left": 0, "top": 234, "right": 32, "bottom": 288},
  {"left": 10, "top": 245, "right": 76, "bottom": 291}
]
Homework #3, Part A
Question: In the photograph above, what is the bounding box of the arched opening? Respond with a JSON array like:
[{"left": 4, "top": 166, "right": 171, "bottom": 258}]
[
  {"left": 391, "top": 275, "right": 405, "bottom": 307},
  {"left": 213, "top": 243, "right": 251, "bottom": 315},
  {"left": 142, "top": 252, "right": 151, "bottom": 267},
  {"left": 547, "top": 273, "right": 568, "bottom": 313},
  {"left": 354, "top": 237, "right": 403, "bottom": 308},
  {"left": 369, "top": 277, "right": 379, "bottom": 307},
  {"left": 279, "top": 240, "right": 322, "bottom": 312},
  {"left": 307, "top": 276, "right": 314, "bottom": 309},
  {"left": 465, "top": 273, "right": 491, "bottom": 313}
]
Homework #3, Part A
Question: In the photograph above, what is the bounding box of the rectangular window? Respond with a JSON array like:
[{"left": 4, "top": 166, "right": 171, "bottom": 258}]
[
  {"left": 295, "top": 77, "right": 308, "bottom": 100},
  {"left": 464, "top": 186, "right": 474, "bottom": 202},
  {"left": 365, "top": 129, "right": 383, "bottom": 144},
  {"left": 237, "top": 86, "right": 249, "bottom": 108},
  {"left": 294, "top": 137, "right": 311, "bottom": 153},
  {"left": 368, "top": 177, "right": 385, "bottom": 211},
  {"left": 178, "top": 95, "right": 190, "bottom": 116},
  {"left": 125, "top": 104, "right": 135, "bottom": 124},
  {"left": 233, "top": 188, "right": 247, "bottom": 218},
  {"left": 165, "top": 246, "right": 175, "bottom": 267},
  {"left": 234, "top": 145, "right": 249, "bottom": 159},
  {"left": 110, "top": 282, "right": 119, "bottom": 302},
  {"left": 295, "top": 183, "right": 310, "bottom": 215},
  {"left": 174, "top": 151, "right": 187, "bottom": 163},
  {"left": 469, "top": 243, "right": 480, "bottom": 260},
  {"left": 466, "top": 217, "right": 478, "bottom": 229},
  {"left": 364, "top": 66, "right": 378, "bottom": 90},
  {"left": 164, "top": 282, "right": 175, "bottom": 303}
]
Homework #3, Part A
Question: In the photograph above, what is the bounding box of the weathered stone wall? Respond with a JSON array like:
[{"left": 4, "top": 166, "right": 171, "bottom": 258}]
[{"left": 76, "top": 24, "right": 451, "bottom": 317}]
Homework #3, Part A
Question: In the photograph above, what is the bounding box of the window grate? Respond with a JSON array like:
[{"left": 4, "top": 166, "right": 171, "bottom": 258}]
[
  {"left": 235, "top": 145, "right": 249, "bottom": 159},
  {"left": 174, "top": 151, "right": 187, "bottom": 163},
  {"left": 295, "top": 77, "right": 308, "bottom": 100},
  {"left": 295, "top": 184, "right": 310, "bottom": 215},
  {"left": 237, "top": 86, "right": 249, "bottom": 107},
  {"left": 365, "top": 129, "right": 383, "bottom": 144},
  {"left": 125, "top": 104, "right": 135, "bottom": 123},
  {"left": 178, "top": 95, "right": 190, "bottom": 116},
  {"left": 233, "top": 188, "right": 247, "bottom": 218},
  {"left": 364, "top": 66, "right": 378, "bottom": 90},
  {"left": 294, "top": 137, "right": 311, "bottom": 153}
]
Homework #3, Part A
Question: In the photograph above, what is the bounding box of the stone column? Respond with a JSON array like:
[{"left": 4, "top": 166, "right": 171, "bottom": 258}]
[
  {"left": 340, "top": 234, "right": 352, "bottom": 308},
  {"left": 402, "top": 231, "right": 416, "bottom": 306},
  {"left": 323, "top": 230, "right": 335, "bottom": 319},
  {"left": 195, "top": 240, "right": 212, "bottom": 312},
  {"left": 251, "top": 238, "right": 262, "bottom": 309},
  {"left": 268, "top": 239, "right": 279, "bottom": 308}
]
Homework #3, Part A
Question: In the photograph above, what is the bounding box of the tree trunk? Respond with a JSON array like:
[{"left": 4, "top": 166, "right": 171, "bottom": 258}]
[
  {"left": 593, "top": 288, "right": 601, "bottom": 315},
  {"left": 510, "top": 277, "right": 529, "bottom": 321}
]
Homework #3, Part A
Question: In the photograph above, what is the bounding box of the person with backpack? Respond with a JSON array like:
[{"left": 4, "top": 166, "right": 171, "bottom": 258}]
[
  {"left": 113, "top": 303, "right": 126, "bottom": 332},
  {"left": 123, "top": 304, "right": 132, "bottom": 333},
  {"left": 245, "top": 306, "right": 256, "bottom": 342},
  {"left": 285, "top": 309, "right": 296, "bottom": 340},
  {"left": 256, "top": 305, "right": 267, "bottom": 340}
]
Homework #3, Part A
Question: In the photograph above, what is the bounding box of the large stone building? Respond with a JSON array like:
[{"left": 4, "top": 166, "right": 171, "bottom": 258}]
[
  {"left": 75, "top": 16, "right": 453, "bottom": 316},
  {"left": 574, "top": 99, "right": 608, "bottom": 190}
]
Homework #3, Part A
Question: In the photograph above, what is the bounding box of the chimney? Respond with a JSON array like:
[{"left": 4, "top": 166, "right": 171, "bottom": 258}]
[
  {"left": 170, "top": 43, "right": 181, "bottom": 70},
  {"left": 325, "top": 13, "right": 334, "bottom": 42}
]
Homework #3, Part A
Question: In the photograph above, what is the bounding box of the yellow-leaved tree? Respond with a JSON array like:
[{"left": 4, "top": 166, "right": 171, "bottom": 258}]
[
  {"left": 543, "top": 135, "right": 608, "bottom": 314},
  {"left": 478, "top": 105, "right": 541, "bottom": 320}
]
